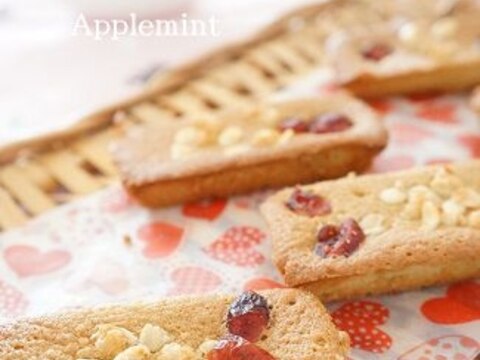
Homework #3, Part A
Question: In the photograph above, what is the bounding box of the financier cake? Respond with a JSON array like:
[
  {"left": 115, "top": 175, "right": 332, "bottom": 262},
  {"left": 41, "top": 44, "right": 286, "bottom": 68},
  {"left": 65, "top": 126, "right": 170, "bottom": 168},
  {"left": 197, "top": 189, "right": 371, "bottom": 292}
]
[
  {"left": 113, "top": 93, "right": 387, "bottom": 207},
  {"left": 261, "top": 161, "right": 480, "bottom": 301},
  {"left": 0, "top": 289, "right": 349, "bottom": 360}
]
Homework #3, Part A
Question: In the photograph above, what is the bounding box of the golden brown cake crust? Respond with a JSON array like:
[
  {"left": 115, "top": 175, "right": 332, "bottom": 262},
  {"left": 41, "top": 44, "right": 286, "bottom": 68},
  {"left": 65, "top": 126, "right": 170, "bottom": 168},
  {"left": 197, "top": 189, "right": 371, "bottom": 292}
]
[
  {"left": 471, "top": 86, "right": 480, "bottom": 113},
  {"left": 330, "top": 0, "right": 480, "bottom": 98},
  {"left": 0, "top": 289, "right": 349, "bottom": 360},
  {"left": 114, "top": 94, "right": 387, "bottom": 207},
  {"left": 344, "top": 58, "right": 480, "bottom": 98},
  {"left": 260, "top": 161, "right": 480, "bottom": 299}
]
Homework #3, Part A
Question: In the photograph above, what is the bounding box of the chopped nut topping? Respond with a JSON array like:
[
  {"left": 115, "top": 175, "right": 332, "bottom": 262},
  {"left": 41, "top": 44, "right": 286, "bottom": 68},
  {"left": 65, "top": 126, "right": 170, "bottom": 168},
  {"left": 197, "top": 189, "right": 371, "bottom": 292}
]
[
  {"left": 139, "top": 324, "right": 172, "bottom": 353},
  {"left": 218, "top": 126, "right": 244, "bottom": 147},
  {"left": 468, "top": 210, "right": 480, "bottom": 228},
  {"left": 398, "top": 22, "right": 420, "bottom": 44},
  {"left": 277, "top": 129, "right": 295, "bottom": 145},
  {"left": 431, "top": 17, "right": 458, "bottom": 39},
  {"left": 92, "top": 325, "right": 137, "bottom": 359},
  {"left": 402, "top": 194, "right": 423, "bottom": 220},
  {"left": 360, "top": 213, "right": 385, "bottom": 235},
  {"left": 380, "top": 187, "right": 407, "bottom": 204},
  {"left": 197, "top": 340, "right": 218, "bottom": 358},
  {"left": 421, "top": 201, "right": 441, "bottom": 230},
  {"left": 156, "top": 343, "right": 196, "bottom": 360},
  {"left": 452, "top": 187, "right": 480, "bottom": 208},
  {"left": 114, "top": 345, "right": 150, "bottom": 360},
  {"left": 441, "top": 199, "right": 465, "bottom": 226},
  {"left": 410, "top": 185, "right": 442, "bottom": 203},
  {"left": 430, "top": 167, "right": 462, "bottom": 197},
  {"left": 174, "top": 126, "right": 209, "bottom": 146},
  {"left": 251, "top": 128, "right": 281, "bottom": 147}
]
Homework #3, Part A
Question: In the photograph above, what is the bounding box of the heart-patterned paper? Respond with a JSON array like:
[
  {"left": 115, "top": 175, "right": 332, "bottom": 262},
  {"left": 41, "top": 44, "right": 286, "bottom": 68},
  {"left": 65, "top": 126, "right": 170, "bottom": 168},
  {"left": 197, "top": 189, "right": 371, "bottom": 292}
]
[
  {"left": 421, "top": 281, "right": 480, "bottom": 324},
  {"left": 458, "top": 134, "right": 480, "bottom": 158},
  {"left": 332, "top": 301, "right": 392, "bottom": 354},
  {"left": 398, "top": 335, "right": 479, "bottom": 360},
  {"left": 102, "top": 188, "right": 134, "bottom": 213},
  {"left": 85, "top": 261, "right": 129, "bottom": 296},
  {"left": 244, "top": 277, "right": 286, "bottom": 291},
  {"left": 168, "top": 266, "right": 222, "bottom": 296},
  {"left": 370, "top": 154, "right": 416, "bottom": 173},
  {"left": 4, "top": 245, "right": 71, "bottom": 278},
  {"left": 137, "top": 221, "right": 184, "bottom": 259},
  {"left": 182, "top": 199, "right": 227, "bottom": 221},
  {"left": 0, "top": 280, "right": 28, "bottom": 317},
  {"left": 415, "top": 102, "right": 458, "bottom": 124},
  {"left": 204, "top": 226, "right": 266, "bottom": 267},
  {"left": 1, "top": 53, "right": 480, "bottom": 360},
  {"left": 390, "top": 122, "right": 434, "bottom": 144}
]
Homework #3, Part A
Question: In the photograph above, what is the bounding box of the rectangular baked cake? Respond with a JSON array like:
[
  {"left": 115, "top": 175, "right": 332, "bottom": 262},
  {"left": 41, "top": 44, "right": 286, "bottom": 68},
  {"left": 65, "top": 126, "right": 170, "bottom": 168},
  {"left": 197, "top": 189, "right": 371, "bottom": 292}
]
[
  {"left": 261, "top": 161, "right": 480, "bottom": 301},
  {"left": 325, "top": 0, "right": 480, "bottom": 97},
  {"left": 113, "top": 93, "right": 387, "bottom": 207},
  {"left": 0, "top": 289, "right": 349, "bottom": 360}
]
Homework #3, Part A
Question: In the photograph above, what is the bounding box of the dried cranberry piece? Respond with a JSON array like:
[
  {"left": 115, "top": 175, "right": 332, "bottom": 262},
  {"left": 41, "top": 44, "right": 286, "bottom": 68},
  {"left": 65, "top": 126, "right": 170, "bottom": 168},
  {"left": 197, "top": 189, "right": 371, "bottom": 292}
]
[
  {"left": 207, "top": 335, "right": 275, "bottom": 360},
  {"left": 361, "top": 43, "right": 393, "bottom": 61},
  {"left": 317, "top": 224, "right": 339, "bottom": 243},
  {"left": 278, "top": 117, "right": 310, "bottom": 133},
  {"left": 227, "top": 291, "right": 269, "bottom": 342},
  {"left": 286, "top": 188, "right": 332, "bottom": 217},
  {"left": 315, "top": 218, "right": 365, "bottom": 258},
  {"left": 309, "top": 113, "right": 353, "bottom": 134}
]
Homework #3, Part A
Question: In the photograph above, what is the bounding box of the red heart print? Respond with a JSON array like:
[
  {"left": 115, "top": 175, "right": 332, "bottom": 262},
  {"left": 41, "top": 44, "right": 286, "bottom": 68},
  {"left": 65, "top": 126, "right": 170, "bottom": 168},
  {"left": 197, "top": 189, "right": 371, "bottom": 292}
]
[
  {"left": 390, "top": 123, "right": 434, "bottom": 144},
  {"left": 332, "top": 301, "right": 392, "bottom": 354},
  {"left": 398, "top": 335, "right": 479, "bottom": 360},
  {"left": 204, "top": 226, "right": 266, "bottom": 267},
  {"left": 415, "top": 103, "right": 457, "bottom": 124},
  {"left": 370, "top": 154, "right": 415, "bottom": 173},
  {"left": 4, "top": 245, "right": 71, "bottom": 277},
  {"left": 168, "top": 266, "right": 222, "bottom": 296},
  {"left": 421, "top": 281, "right": 480, "bottom": 324},
  {"left": 137, "top": 221, "right": 184, "bottom": 259},
  {"left": 244, "top": 277, "right": 286, "bottom": 291},
  {"left": 182, "top": 199, "right": 227, "bottom": 221},
  {"left": 458, "top": 134, "right": 480, "bottom": 158},
  {"left": 0, "top": 280, "right": 28, "bottom": 317}
]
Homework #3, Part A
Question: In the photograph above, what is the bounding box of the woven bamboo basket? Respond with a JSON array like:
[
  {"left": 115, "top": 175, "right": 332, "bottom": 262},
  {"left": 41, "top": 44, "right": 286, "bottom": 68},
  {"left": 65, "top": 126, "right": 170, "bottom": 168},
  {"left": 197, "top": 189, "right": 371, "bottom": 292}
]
[{"left": 0, "top": 1, "right": 345, "bottom": 231}]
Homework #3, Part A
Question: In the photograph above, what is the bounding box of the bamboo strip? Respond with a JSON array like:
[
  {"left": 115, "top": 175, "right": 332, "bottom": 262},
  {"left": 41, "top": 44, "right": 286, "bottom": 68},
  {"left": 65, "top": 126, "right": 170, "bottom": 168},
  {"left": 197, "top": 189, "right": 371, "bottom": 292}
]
[
  {"left": 159, "top": 91, "right": 212, "bottom": 116},
  {"left": 267, "top": 41, "right": 311, "bottom": 73},
  {"left": 0, "top": 166, "right": 55, "bottom": 215},
  {"left": 73, "top": 128, "right": 119, "bottom": 176},
  {"left": 40, "top": 150, "right": 103, "bottom": 194},
  {"left": 0, "top": 186, "right": 28, "bottom": 229},
  {"left": 16, "top": 160, "right": 57, "bottom": 192},
  {"left": 189, "top": 80, "right": 253, "bottom": 109},
  {"left": 208, "top": 62, "right": 276, "bottom": 97}
]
